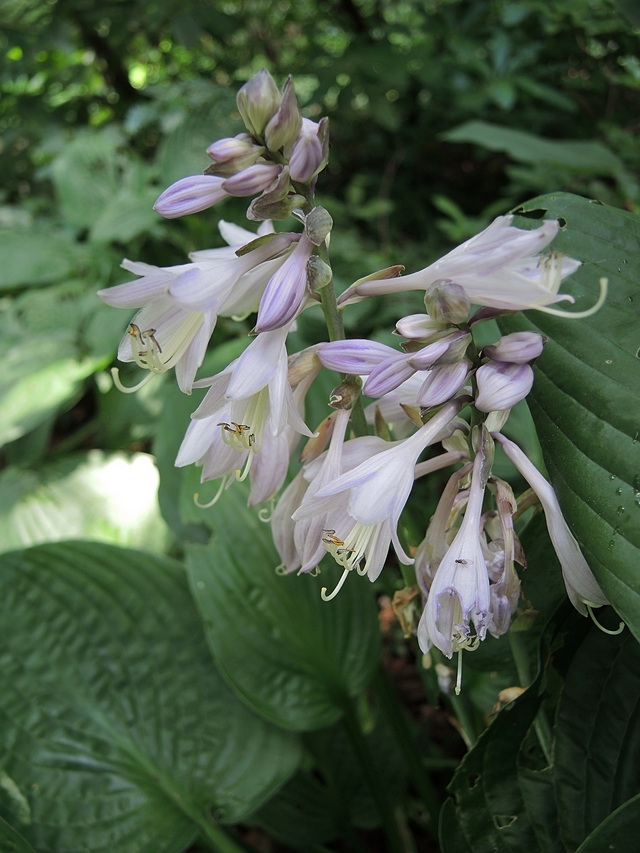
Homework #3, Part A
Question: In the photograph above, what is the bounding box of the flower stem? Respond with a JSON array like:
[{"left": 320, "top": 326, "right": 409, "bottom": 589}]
[{"left": 340, "top": 697, "right": 406, "bottom": 853}]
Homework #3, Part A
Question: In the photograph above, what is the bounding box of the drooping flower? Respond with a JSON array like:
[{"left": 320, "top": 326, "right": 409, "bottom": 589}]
[
  {"left": 492, "top": 433, "right": 610, "bottom": 615},
  {"left": 338, "top": 216, "right": 606, "bottom": 317}
]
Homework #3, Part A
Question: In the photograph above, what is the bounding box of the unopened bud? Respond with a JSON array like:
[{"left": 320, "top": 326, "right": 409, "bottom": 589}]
[
  {"left": 246, "top": 166, "right": 299, "bottom": 221},
  {"left": 205, "top": 135, "right": 265, "bottom": 177},
  {"left": 484, "top": 332, "right": 546, "bottom": 364},
  {"left": 329, "top": 376, "right": 362, "bottom": 410},
  {"left": 395, "top": 313, "right": 449, "bottom": 341},
  {"left": 236, "top": 68, "right": 282, "bottom": 137},
  {"left": 222, "top": 163, "right": 281, "bottom": 197},
  {"left": 264, "top": 76, "right": 303, "bottom": 154},
  {"left": 416, "top": 360, "right": 470, "bottom": 408},
  {"left": 287, "top": 346, "right": 321, "bottom": 387},
  {"left": 305, "top": 206, "right": 333, "bottom": 246},
  {"left": 475, "top": 361, "right": 534, "bottom": 413},
  {"left": 306, "top": 255, "right": 332, "bottom": 292},
  {"left": 300, "top": 412, "right": 334, "bottom": 462},
  {"left": 424, "top": 280, "right": 471, "bottom": 325}
]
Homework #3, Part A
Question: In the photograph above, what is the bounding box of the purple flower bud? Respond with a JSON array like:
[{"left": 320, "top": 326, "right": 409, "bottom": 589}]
[
  {"left": 222, "top": 163, "right": 282, "bottom": 197},
  {"left": 474, "top": 361, "right": 534, "bottom": 412},
  {"left": 483, "top": 331, "right": 546, "bottom": 364},
  {"left": 395, "top": 313, "right": 449, "bottom": 341},
  {"left": 289, "top": 124, "right": 324, "bottom": 182},
  {"left": 417, "top": 360, "right": 471, "bottom": 408},
  {"left": 153, "top": 175, "right": 228, "bottom": 219},
  {"left": 264, "top": 76, "right": 303, "bottom": 154},
  {"left": 207, "top": 133, "right": 257, "bottom": 162},
  {"left": 236, "top": 68, "right": 282, "bottom": 137}
]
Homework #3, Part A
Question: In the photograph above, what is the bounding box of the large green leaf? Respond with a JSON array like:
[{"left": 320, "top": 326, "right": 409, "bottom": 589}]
[
  {"left": 186, "top": 483, "right": 381, "bottom": 730},
  {"left": 0, "top": 818, "right": 37, "bottom": 853},
  {"left": 554, "top": 626, "right": 640, "bottom": 851},
  {"left": 0, "top": 231, "right": 84, "bottom": 289},
  {"left": 0, "top": 452, "right": 170, "bottom": 554},
  {"left": 498, "top": 193, "right": 640, "bottom": 639},
  {"left": 575, "top": 793, "right": 640, "bottom": 853},
  {"left": 0, "top": 541, "right": 300, "bottom": 851}
]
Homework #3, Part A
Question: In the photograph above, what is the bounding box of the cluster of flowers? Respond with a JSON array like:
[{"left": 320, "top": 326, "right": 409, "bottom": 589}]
[{"left": 99, "top": 69, "right": 612, "bottom": 693}]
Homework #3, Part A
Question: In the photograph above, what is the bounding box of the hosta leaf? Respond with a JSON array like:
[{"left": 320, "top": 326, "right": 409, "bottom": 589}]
[
  {"left": 0, "top": 542, "right": 299, "bottom": 852},
  {"left": 0, "top": 817, "right": 37, "bottom": 853},
  {"left": 0, "top": 231, "right": 83, "bottom": 289},
  {"left": 498, "top": 193, "right": 640, "bottom": 639},
  {"left": 0, "top": 452, "right": 170, "bottom": 554},
  {"left": 186, "top": 484, "right": 381, "bottom": 730},
  {"left": 575, "top": 793, "right": 640, "bottom": 853},
  {"left": 554, "top": 626, "right": 640, "bottom": 851}
]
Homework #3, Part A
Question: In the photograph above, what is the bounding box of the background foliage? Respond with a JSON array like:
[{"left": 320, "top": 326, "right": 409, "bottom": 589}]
[{"left": 1, "top": 0, "right": 639, "bottom": 851}]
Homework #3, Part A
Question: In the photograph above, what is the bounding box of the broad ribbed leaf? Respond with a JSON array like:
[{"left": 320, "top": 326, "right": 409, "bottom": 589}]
[
  {"left": 499, "top": 193, "right": 640, "bottom": 638},
  {"left": 0, "top": 818, "right": 37, "bottom": 853},
  {"left": 0, "top": 542, "right": 299, "bottom": 852},
  {"left": 554, "top": 626, "right": 640, "bottom": 851},
  {"left": 575, "top": 793, "right": 640, "bottom": 853},
  {"left": 186, "top": 484, "right": 380, "bottom": 730},
  {"left": 439, "top": 797, "right": 473, "bottom": 853}
]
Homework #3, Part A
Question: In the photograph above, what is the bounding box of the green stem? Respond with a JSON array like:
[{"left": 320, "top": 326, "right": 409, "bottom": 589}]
[
  {"left": 447, "top": 689, "right": 480, "bottom": 749},
  {"left": 195, "top": 818, "right": 251, "bottom": 853},
  {"left": 374, "top": 667, "right": 440, "bottom": 824},
  {"left": 340, "top": 698, "right": 406, "bottom": 853},
  {"left": 508, "top": 630, "right": 553, "bottom": 765}
]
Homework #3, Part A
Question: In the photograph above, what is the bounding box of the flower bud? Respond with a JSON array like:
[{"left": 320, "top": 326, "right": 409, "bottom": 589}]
[
  {"left": 475, "top": 361, "right": 534, "bottom": 413},
  {"left": 264, "top": 76, "right": 303, "bottom": 154},
  {"left": 305, "top": 206, "right": 333, "bottom": 246},
  {"left": 222, "top": 163, "right": 282, "bottom": 197},
  {"left": 307, "top": 255, "right": 332, "bottom": 292},
  {"left": 417, "top": 360, "right": 471, "bottom": 408},
  {"left": 424, "top": 279, "right": 471, "bottom": 325},
  {"left": 395, "top": 313, "right": 449, "bottom": 341},
  {"left": 329, "top": 376, "right": 362, "bottom": 410},
  {"left": 236, "top": 68, "right": 282, "bottom": 137},
  {"left": 483, "top": 331, "right": 546, "bottom": 364},
  {"left": 410, "top": 330, "right": 470, "bottom": 370},
  {"left": 246, "top": 165, "right": 297, "bottom": 221},
  {"left": 153, "top": 175, "right": 228, "bottom": 218},
  {"left": 205, "top": 134, "right": 265, "bottom": 177},
  {"left": 289, "top": 118, "right": 326, "bottom": 182}
]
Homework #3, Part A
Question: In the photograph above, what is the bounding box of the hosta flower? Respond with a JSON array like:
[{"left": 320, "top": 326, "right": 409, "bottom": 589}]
[
  {"left": 254, "top": 231, "right": 315, "bottom": 332},
  {"left": 418, "top": 434, "right": 492, "bottom": 659},
  {"left": 98, "top": 232, "right": 297, "bottom": 393},
  {"left": 474, "top": 361, "right": 534, "bottom": 413},
  {"left": 493, "top": 433, "right": 610, "bottom": 615},
  {"left": 292, "top": 399, "right": 463, "bottom": 598},
  {"left": 339, "top": 216, "right": 605, "bottom": 317}
]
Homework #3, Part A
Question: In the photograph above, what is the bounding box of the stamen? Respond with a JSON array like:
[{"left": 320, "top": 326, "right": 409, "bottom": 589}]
[
  {"left": 275, "top": 565, "right": 288, "bottom": 575},
  {"left": 586, "top": 603, "right": 625, "bottom": 636},
  {"left": 309, "top": 567, "right": 321, "bottom": 577},
  {"left": 321, "top": 567, "right": 351, "bottom": 601},
  {"left": 258, "top": 499, "right": 275, "bottom": 523},
  {"left": 455, "top": 650, "right": 463, "bottom": 695},
  {"left": 111, "top": 366, "right": 154, "bottom": 394},
  {"left": 235, "top": 450, "right": 253, "bottom": 482},
  {"left": 534, "top": 277, "right": 608, "bottom": 319},
  {"left": 193, "top": 476, "right": 228, "bottom": 508}
]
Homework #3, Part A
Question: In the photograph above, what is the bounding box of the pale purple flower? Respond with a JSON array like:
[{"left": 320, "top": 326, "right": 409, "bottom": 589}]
[
  {"left": 474, "top": 361, "right": 534, "bottom": 413},
  {"left": 292, "top": 399, "right": 462, "bottom": 597},
  {"left": 254, "top": 232, "right": 315, "bottom": 332},
  {"left": 289, "top": 118, "right": 325, "bottom": 182},
  {"left": 417, "top": 360, "right": 472, "bottom": 408},
  {"left": 339, "top": 216, "right": 590, "bottom": 315},
  {"left": 492, "top": 433, "right": 610, "bottom": 614},
  {"left": 418, "top": 434, "right": 492, "bottom": 660},
  {"left": 264, "top": 77, "right": 302, "bottom": 154},
  {"left": 222, "top": 163, "right": 282, "bottom": 197},
  {"left": 484, "top": 331, "right": 545, "bottom": 363}
]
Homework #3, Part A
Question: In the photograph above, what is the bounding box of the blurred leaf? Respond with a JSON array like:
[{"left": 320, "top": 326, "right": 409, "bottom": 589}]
[
  {"left": 439, "top": 797, "right": 473, "bottom": 853},
  {"left": 575, "top": 793, "right": 640, "bottom": 853},
  {"left": 0, "top": 541, "right": 300, "bottom": 849},
  {"left": 90, "top": 187, "right": 161, "bottom": 243},
  {"left": 0, "top": 231, "right": 84, "bottom": 289},
  {"left": 0, "top": 337, "right": 103, "bottom": 447},
  {"left": 443, "top": 122, "right": 626, "bottom": 175},
  {"left": 554, "top": 626, "right": 640, "bottom": 851},
  {"left": 517, "top": 766, "right": 564, "bottom": 853},
  {"left": 0, "top": 451, "right": 170, "bottom": 553},
  {"left": 499, "top": 193, "right": 640, "bottom": 640},
  {"left": 0, "top": 817, "right": 36, "bottom": 853},
  {"left": 160, "top": 90, "right": 241, "bottom": 186},
  {"left": 186, "top": 484, "right": 381, "bottom": 730},
  {"left": 51, "top": 129, "right": 122, "bottom": 229}
]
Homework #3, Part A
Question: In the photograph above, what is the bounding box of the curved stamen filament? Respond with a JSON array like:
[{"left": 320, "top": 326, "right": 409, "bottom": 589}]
[
  {"left": 194, "top": 476, "right": 228, "bottom": 508},
  {"left": 586, "top": 603, "right": 625, "bottom": 636},
  {"left": 321, "top": 567, "right": 351, "bottom": 601},
  {"left": 534, "top": 277, "right": 608, "bottom": 319},
  {"left": 111, "top": 366, "right": 154, "bottom": 394}
]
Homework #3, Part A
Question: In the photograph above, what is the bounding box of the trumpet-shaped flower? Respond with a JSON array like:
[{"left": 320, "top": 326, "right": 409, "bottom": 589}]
[
  {"left": 338, "top": 216, "right": 606, "bottom": 317},
  {"left": 492, "top": 433, "right": 610, "bottom": 614}
]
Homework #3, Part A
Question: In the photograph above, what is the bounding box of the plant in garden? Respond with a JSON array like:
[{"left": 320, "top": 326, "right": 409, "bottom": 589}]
[{"left": 3, "top": 51, "right": 640, "bottom": 853}]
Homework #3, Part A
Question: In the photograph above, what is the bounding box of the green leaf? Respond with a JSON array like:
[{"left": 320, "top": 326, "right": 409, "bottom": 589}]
[
  {"left": 439, "top": 797, "right": 473, "bottom": 853},
  {"left": 0, "top": 231, "right": 83, "bottom": 289},
  {"left": 186, "top": 484, "right": 381, "bottom": 730},
  {"left": 498, "top": 193, "right": 640, "bottom": 640},
  {"left": 0, "top": 452, "right": 170, "bottom": 554},
  {"left": 89, "top": 188, "right": 162, "bottom": 243},
  {"left": 554, "top": 626, "right": 640, "bottom": 851},
  {"left": 0, "top": 336, "right": 103, "bottom": 447},
  {"left": 442, "top": 122, "right": 626, "bottom": 176},
  {"left": 517, "top": 766, "right": 564, "bottom": 853},
  {"left": 0, "top": 817, "right": 37, "bottom": 853},
  {"left": 0, "top": 541, "right": 300, "bottom": 851},
  {"left": 575, "top": 793, "right": 640, "bottom": 853}
]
